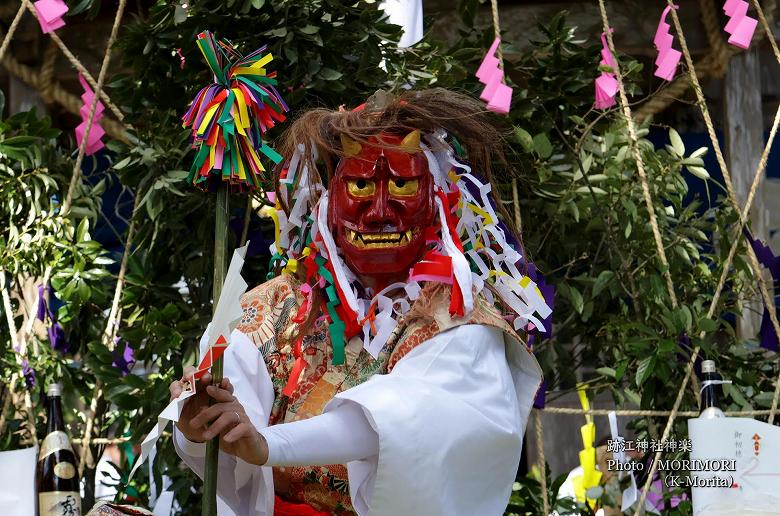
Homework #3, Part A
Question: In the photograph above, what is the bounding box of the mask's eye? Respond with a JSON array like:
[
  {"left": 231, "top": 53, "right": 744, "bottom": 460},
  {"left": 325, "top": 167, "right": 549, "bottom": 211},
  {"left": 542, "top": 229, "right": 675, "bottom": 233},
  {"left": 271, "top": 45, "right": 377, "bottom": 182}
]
[
  {"left": 388, "top": 178, "right": 419, "bottom": 197},
  {"left": 346, "top": 179, "right": 376, "bottom": 198}
]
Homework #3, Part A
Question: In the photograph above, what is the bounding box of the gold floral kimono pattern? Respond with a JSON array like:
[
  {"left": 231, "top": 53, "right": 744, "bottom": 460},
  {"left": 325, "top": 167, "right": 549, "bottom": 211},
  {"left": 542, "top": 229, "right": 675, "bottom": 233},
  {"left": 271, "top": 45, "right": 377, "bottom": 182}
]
[{"left": 236, "top": 275, "right": 522, "bottom": 515}]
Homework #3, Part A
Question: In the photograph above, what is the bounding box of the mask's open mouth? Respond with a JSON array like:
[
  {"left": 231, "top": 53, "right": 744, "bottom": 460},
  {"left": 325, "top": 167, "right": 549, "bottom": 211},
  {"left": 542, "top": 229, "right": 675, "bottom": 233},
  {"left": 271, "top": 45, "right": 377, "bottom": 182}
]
[{"left": 345, "top": 228, "right": 418, "bottom": 248}]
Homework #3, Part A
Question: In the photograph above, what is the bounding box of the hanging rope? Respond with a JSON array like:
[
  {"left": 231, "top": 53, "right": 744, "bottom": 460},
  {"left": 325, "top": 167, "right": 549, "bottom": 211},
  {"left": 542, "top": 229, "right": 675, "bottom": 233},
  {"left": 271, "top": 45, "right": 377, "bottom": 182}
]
[
  {"left": 489, "top": 0, "right": 503, "bottom": 65},
  {"left": 487, "top": 0, "right": 523, "bottom": 233},
  {"left": 534, "top": 410, "right": 549, "bottom": 515},
  {"left": 0, "top": 2, "right": 25, "bottom": 63},
  {"left": 61, "top": 0, "right": 128, "bottom": 216},
  {"left": 539, "top": 405, "right": 775, "bottom": 417},
  {"left": 38, "top": 40, "right": 58, "bottom": 104},
  {"left": 597, "top": 0, "right": 679, "bottom": 310},
  {"left": 78, "top": 193, "right": 142, "bottom": 475},
  {"left": 753, "top": 0, "right": 780, "bottom": 63},
  {"left": 0, "top": 271, "right": 38, "bottom": 445}
]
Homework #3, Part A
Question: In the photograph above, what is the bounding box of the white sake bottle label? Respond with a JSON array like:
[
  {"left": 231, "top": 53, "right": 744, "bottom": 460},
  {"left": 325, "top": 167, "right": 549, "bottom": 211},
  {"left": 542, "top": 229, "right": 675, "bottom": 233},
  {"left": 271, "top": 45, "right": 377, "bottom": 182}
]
[{"left": 38, "top": 491, "right": 81, "bottom": 516}]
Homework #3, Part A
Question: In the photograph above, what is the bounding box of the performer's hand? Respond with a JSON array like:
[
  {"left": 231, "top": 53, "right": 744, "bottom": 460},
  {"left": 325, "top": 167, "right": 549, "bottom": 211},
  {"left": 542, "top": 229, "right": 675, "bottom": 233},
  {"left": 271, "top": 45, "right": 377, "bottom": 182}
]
[
  {"left": 186, "top": 379, "right": 270, "bottom": 466},
  {"left": 169, "top": 366, "right": 230, "bottom": 444}
]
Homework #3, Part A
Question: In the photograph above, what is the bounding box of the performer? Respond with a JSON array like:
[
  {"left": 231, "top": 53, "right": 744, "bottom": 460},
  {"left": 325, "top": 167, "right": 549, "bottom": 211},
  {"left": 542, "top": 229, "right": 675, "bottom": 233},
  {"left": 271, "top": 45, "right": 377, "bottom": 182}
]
[{"left": 169, "top": 88, "right": 550, "bottom": 516}]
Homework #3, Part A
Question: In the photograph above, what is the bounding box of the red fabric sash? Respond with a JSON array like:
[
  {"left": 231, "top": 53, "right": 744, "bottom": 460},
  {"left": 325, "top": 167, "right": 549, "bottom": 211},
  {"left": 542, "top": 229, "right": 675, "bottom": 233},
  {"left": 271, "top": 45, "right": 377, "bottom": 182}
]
[{"left": 273, "top": 495, "right": 331, "bottom": 516}]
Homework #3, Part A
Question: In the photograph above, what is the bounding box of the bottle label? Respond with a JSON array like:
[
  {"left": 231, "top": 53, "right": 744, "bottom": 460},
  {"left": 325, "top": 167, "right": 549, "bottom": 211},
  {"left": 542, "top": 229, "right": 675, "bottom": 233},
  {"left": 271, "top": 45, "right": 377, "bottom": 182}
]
[
  {"left": 39, "top": 491, "right": 81, "bottom": 516},
  {"left": 39, "top": 431, "right": 74, "bottom": 460},
  {"left": 54, "top": 461, "right": 76, "bottom": 479}
]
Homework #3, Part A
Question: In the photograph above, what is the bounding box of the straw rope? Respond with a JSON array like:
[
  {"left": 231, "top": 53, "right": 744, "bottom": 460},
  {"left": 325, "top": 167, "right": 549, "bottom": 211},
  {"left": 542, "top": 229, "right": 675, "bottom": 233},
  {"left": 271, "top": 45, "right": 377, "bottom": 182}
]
[
  {"left": 0, "top": 3, "right": 25, "bottom": 63},
  {"left": 1, "top": 0, "right": 133, "bottom": 478},
  {"left": 38, "top": 40, "right": 58, "bottom": 103},
  {"left": 489, "top": 0, "right": 503, "bottom": 66},
  {"left": 699, "top": 0, "right": 732, "bottom": 78},
  {"left": 61, "top": 0, "right": 127, "bottom": 216},
  {"left": 487, "top": 0, "right": 523, "bottom": 233},
  {"left": 753, "top": 0, "right": 780, "bottom": 63},
  {"left": 70, "top": 403, "right": 776, "bottom": 451},
  {"left": 78, "top": 193, "right": 142, "bottom": 475},
  {"left": 0, "top": 271, "right": 38, "bottom": 445},
  {"left": 539, "top": 406, "right": 776, "bottom": 417},
  {"left": 665, "top": 0, "right": 780, "bottom": 410},
  {"left": 598, "top": 0, "right": 679, "bottom": 310},
  {"left": 72, "top": 433, "right": 171, "bottom": 446},
  {"left": 534, "top": 410, "right": 549, "bottom": 515}
]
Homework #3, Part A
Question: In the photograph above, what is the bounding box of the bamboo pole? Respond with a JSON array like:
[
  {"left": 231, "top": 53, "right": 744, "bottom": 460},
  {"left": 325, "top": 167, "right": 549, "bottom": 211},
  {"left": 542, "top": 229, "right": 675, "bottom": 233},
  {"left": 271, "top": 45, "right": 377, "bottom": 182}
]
[{"left": 202, "top": 186, "right": 229, "bottom": 516}]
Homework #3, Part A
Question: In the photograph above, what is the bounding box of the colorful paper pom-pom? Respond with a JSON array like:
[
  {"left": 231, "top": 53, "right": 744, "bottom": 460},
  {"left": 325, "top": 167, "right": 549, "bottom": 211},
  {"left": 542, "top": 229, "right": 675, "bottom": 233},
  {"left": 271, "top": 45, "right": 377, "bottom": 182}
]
[{"left": 182, "top": 30, "right": 289, "bottom": 191}]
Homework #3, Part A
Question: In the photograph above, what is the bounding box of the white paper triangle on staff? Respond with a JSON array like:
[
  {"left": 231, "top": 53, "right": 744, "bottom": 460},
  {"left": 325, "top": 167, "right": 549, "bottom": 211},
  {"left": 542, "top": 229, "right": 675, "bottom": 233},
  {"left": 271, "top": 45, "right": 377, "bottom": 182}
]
[{"left": 128, "top": 242, "right": 250, "bottom": 482}]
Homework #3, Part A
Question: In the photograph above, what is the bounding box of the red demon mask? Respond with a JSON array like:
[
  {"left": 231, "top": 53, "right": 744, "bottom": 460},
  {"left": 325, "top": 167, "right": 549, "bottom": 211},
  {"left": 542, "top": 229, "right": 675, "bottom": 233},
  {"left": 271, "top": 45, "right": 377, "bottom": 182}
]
[{"left": 328, "top": 131, "right": 435, "bottom": 284}]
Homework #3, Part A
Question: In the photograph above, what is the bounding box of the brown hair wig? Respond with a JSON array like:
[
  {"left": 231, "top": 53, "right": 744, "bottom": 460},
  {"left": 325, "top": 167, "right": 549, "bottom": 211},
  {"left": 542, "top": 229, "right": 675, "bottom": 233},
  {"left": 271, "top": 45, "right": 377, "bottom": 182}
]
[{"left": 274, "top": 87, "right": 521, "bottom": 239}]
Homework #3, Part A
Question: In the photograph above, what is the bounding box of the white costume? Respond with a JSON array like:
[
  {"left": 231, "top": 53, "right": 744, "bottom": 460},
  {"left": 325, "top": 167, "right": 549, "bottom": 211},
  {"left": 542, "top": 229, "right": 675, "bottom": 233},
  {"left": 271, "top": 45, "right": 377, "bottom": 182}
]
[{"left": 175, "top": 323, "right": 541, "bottom": 515}]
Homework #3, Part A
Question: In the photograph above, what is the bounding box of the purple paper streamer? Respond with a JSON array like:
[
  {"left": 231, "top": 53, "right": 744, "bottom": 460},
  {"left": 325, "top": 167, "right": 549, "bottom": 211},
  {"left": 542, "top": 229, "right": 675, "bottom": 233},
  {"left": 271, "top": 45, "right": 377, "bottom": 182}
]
[
  {"left": 36, "top": 284, "right": 47, "bottom": 321},
  {"left": 112, "top": 338, "right": 135, "bottom": 376},
  {"left": 744, "top": 229, "right": 779, "bottom": 351},
  {"left": 48, "top": 321, "right": 69, "bottom": 354}
]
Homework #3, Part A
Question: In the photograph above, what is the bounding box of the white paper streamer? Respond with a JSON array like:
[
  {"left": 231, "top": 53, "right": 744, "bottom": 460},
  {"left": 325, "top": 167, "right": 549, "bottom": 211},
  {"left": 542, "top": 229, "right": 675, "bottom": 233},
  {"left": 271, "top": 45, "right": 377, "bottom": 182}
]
[
  {"left": 129, "top": 243, "right": 250, "bottom": 481},
  {"left": 434, "top": 195, "right": 474, "bottom": 313},
  {"left": 608, "top": 411, "right": 659, "bottom": 514}
]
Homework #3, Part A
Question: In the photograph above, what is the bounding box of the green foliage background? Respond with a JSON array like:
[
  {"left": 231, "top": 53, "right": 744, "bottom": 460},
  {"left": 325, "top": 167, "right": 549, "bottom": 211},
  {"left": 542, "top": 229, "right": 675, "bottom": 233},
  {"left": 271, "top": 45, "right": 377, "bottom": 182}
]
[{"left": 1, "top": 1, "right": 778, "bottom": 515}]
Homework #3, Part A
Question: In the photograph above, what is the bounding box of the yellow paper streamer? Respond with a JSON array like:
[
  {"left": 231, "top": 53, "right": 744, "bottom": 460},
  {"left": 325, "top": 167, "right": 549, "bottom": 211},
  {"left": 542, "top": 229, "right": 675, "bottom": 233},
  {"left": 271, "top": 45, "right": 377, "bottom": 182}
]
[
  {"left": 282, "top": 258, "right": 298, "bottom": 275},
  {"left": 467, "top": 203, "right": 494, "bottom": 225},
  {"left": 197, "top": 104, "right": 220, "bottom": 136},
  {"left": 250, "top": 53, "right": 273, "bottom": 70},
  {"left": 270, "top": 204, "right": 282, "bottom": 250},
  {"left": 572, "top": 384, "right": 602, "bottom": 506}
]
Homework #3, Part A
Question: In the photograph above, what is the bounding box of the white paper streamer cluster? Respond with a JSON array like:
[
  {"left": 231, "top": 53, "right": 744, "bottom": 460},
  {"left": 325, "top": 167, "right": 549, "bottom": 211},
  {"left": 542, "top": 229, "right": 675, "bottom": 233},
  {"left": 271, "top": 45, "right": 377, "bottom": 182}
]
[{"left": 270, "top": 131, "right": 553, "bottom": 357}]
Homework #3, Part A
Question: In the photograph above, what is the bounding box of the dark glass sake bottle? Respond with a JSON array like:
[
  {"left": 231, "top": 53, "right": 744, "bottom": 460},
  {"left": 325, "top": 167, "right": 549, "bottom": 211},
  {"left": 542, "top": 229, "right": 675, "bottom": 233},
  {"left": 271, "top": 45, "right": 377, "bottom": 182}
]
[
  {"left": 36, "top": 383, "right": 82, "bottom": 516},
  {"left": 699, "top": 360, "right": 725, "bottom": 419}
]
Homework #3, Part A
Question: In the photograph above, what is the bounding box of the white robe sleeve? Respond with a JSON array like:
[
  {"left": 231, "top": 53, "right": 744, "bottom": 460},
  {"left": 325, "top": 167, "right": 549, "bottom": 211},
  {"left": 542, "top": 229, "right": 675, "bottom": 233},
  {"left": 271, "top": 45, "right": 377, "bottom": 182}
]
[
  {"left": 260, "top": 402, "right": 379, "bottom": 467},
  {"left": 173, "top": 327, "right": 276, "bottom": 516},
  {"left": 325, "top": 323, "right": 542, "bottom": 516}
]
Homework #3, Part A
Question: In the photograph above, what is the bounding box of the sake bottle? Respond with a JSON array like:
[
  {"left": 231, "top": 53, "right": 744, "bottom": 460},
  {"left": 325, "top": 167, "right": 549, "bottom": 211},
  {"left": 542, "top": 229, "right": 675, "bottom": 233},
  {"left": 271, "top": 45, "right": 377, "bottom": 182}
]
[
  {"left": 36, "top": 383, "right": 82, "bottom": 516},
  {"left": 699, "top": 360, "right": 725, "bottom": 419}
]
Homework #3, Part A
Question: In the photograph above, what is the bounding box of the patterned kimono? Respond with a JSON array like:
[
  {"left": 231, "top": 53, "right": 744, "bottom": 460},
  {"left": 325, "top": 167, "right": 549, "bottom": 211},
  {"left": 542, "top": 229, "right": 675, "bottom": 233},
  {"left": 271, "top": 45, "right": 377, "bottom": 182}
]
[{"left": 235, "top": 274, "right": 527, "bottom": 515}]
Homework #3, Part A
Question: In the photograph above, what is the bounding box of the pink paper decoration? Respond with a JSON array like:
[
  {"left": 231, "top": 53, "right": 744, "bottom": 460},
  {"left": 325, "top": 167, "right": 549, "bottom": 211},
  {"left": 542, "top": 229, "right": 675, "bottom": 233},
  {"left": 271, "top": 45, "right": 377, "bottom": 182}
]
[
  {"left": 653, "top": 5, "right": 682, "bottom": 81},
  {"left": 75, "top": 74, "right": 106, "bottom": 156},
  {"left": 594, "top": 30, "right": 618, "bottom": 110},
  {"left": 475, "top": 37, "right": 512, "bottom": 114},
  {"left": 33, "top": 0, "right": 68, "bottom": 34},
  {"left": 723, "top": 0, "right": 758, "bottom": 49}
]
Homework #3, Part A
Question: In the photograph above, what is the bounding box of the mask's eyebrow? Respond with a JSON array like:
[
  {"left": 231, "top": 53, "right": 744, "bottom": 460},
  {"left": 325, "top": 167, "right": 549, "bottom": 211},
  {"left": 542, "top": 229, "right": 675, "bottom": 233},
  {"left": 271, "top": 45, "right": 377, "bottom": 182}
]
[
  {"left": 337, "top": 157, "right": 376, "bottom": 178},
  {"left": 385, "top": 154, "right": 426, "bottom": 178}
]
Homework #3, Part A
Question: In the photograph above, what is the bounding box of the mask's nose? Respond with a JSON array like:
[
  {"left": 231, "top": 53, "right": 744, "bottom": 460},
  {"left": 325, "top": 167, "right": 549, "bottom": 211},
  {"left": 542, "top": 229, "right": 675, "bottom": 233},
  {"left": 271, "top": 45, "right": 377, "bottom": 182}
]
[{"left": 362, "top": 156, "right": 396, "bottom": 229}]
